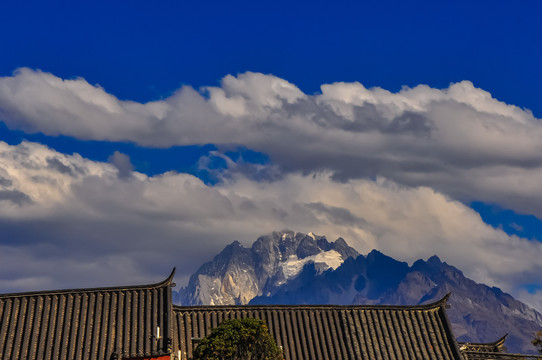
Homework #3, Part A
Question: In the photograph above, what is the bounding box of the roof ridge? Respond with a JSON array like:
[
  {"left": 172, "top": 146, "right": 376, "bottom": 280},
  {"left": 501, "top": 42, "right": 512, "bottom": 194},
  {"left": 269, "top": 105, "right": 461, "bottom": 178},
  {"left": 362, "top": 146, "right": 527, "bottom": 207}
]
[
  {"left": 0, "top": 268, "right": 175, "bottom": 299},
  {"left": 173, "top": 293, "right": 451, "bottom": 311}
]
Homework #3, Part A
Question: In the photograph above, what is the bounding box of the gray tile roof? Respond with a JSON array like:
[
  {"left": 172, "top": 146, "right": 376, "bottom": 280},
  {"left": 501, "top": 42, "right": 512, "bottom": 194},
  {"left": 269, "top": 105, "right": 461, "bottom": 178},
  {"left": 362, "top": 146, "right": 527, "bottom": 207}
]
[
  {"left": 5, "top": 271, "right": 505, "bottom": 360},
  {"left": 462, "top": 352, "right": 541, "bottom": 360},
  {"left": 0, "top": 270, "right": 175, "bottom": 360},
  {"left": 458, "top": 335, "right": 542, "bottom": 360},
  {"left": 173, "top": 294, "right": 465, "bottom": 360}
]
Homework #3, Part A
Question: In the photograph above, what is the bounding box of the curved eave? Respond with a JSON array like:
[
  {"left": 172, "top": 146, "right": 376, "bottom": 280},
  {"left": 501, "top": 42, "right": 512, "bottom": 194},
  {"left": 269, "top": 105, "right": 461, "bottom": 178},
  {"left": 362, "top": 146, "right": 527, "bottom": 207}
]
[
  {"left": 494, "top": 334, "right": 508, "bottom": 347},
  {"left": 174, "top": 292, "right": 452, "bottom": 312},
  {"left": 0, "top": 267, "right": 176, "bottom": 299},
  {"left": 459, "top": 334, "right": 508, "bottom": 347}
]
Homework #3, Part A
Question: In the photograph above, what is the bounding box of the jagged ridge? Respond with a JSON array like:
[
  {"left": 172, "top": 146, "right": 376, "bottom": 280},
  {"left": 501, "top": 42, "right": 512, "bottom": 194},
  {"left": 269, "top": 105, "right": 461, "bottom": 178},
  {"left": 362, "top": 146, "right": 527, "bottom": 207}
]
[
  {"left": 176, "top": 231, "right": 542, "bottom": 354},
  {"left": 178, "top": 230, "right": 359, "bottom": 305}
]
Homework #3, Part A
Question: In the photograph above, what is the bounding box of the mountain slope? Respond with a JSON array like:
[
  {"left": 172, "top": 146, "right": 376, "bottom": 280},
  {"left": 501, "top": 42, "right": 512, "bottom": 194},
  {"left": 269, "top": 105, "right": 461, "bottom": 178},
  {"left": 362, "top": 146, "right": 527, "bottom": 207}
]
[
  {"left": 178, "top": 230, "right": 359, "bottom": 305},
  {"left": 251, "top": 250, "right": 542, "bottom": 354},
  {"left": 177, "top": 231, "right": 542, "bottom": 354}
]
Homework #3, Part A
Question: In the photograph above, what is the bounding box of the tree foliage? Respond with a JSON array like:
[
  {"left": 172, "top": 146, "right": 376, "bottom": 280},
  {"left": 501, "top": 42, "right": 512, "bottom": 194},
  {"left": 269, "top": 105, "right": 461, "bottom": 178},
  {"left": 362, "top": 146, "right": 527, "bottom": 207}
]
[
  {"left": 193, "top": 318, "right": 283, "bottom": 360},
  {"left": 533, "top": 330, "right": 542, "bottom": 355}
]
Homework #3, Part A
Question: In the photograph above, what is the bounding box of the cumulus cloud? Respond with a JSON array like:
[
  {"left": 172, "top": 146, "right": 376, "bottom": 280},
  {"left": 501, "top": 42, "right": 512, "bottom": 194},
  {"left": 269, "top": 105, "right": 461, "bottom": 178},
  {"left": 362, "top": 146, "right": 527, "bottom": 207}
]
[
  {"left": 516, "top": 289, "right": 542, "bottom": 315},
  {"left": 0, "top": 141, "right": 540, "bottom": 313},
  {"left": 1, "top": 68, "right": 542, "bottom": 219},
  {"left": 1, "top": 69, "right": 541, "bottom": 311},
  {"left": 108, "top": 151, "right": 134, "bottom": 179}
]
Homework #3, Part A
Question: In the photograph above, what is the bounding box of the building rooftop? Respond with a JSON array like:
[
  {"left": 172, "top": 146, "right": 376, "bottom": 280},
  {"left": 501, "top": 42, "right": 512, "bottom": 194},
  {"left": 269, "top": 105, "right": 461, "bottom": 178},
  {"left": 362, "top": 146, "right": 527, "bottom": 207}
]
[
  {"left": 1, "top": 270, "right": 533, "bottom": 360},
  {"left": 0, "top": 270, "right": 175, "bottom": 360},
  {"left": 173, "top": 294, "right": 464, "bottom": 360}
]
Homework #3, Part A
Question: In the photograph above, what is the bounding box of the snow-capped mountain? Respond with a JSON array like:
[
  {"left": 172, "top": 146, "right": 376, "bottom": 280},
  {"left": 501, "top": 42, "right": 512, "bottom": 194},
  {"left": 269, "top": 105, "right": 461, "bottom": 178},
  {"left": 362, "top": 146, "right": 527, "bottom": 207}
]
[
  {"left": 176, "top": 230, "right": 542, "bottom": 354},
  {"left": 178, "top": 230, "right": 359, "bottom": 305},
  {"left": 250, "top": 249, "right": 542, "bottom": 353}
]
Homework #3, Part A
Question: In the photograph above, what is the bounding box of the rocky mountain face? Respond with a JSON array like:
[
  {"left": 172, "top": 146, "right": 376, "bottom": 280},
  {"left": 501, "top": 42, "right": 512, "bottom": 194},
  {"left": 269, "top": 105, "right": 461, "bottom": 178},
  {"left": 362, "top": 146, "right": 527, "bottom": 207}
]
[
  {"left": 178, "top": 230, "right": 359, "bottom": 305},
  {"left": 176, "top": 230, "right": 542, "bottom": 354}
]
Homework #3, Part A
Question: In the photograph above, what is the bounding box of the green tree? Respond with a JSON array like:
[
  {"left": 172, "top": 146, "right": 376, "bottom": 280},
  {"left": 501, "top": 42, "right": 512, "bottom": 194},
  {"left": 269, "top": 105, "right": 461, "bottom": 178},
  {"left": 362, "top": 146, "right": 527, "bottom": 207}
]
[
  {"left": 193, "top": 318, "right": 283, "bottom": 360},
  {"left": 533, "top": 330, "right": 542, "bottom": 355}
]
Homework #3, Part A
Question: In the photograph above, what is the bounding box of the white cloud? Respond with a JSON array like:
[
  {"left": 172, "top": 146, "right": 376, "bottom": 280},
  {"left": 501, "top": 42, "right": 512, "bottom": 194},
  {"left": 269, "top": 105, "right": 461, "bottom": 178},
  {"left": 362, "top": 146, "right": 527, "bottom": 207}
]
[
  {"left": 0, "top": 141, "right": 540, "bottom": 313},
  {"left": 108, "top": 151, "right": 134, "bottom": 179},
  {"left": 1, "top": 68, "right": 542, "bottom": 220},
  {"left": 517, "top": 289, "right": 542, "bottom": 316}
]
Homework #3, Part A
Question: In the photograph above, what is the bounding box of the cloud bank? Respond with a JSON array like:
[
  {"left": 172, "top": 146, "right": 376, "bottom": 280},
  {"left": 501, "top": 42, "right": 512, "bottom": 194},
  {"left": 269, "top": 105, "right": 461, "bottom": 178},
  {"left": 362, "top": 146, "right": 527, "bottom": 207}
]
[
  {"left": 1, "top": 68, "right": 542, "bottom": 220},
  {"left": 0, "top": 141, "right": 541, "bottom": 312}
]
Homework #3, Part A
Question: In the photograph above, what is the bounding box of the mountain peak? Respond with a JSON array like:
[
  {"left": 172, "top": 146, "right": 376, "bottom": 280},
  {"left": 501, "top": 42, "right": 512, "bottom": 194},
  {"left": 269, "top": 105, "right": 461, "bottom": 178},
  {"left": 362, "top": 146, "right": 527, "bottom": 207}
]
[
  {"left": 333, "top": 237, "right": 359, "bottom": 259},
  {"left": 427, "top": 255, "right": 442, "bottom": 264},
  {"left": 367, "top": 249, "right": 383, "bottom": 257},
  {"left": 180, "top": 230, "right": 359, "bottom": 306},
  {"left": 219, "top": 240, "right": 246, "bottom": 257},
  {"left": 366, "top": 249, "right": 394, "bottom": 263},
  {"left": 230, "top": 240, "right": 242, "bottom": 247}
]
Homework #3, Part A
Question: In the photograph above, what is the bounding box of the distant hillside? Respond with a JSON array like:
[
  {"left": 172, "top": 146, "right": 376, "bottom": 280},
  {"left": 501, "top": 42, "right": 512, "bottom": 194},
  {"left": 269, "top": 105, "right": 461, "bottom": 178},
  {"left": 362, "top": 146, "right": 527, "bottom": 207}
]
[{"left": 176, "top": 230, "right": 542, "bottom": 354}]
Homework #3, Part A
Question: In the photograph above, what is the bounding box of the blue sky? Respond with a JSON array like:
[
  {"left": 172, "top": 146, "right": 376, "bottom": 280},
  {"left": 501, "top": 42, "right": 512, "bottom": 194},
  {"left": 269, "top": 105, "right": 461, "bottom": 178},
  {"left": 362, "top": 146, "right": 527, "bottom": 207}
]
[{"left": 1, "top": 1, "right": 542, "bottom": 310}]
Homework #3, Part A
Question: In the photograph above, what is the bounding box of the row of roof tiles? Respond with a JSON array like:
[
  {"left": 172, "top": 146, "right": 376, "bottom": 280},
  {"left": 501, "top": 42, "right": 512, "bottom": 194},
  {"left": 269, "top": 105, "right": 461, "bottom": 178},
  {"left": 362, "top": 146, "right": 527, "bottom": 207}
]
[
  {"left": 173, "top": 298, "right": 464, "bottom": 360},
  {"left": 0, "top": 270, "right": 525, "bottom": 360}
]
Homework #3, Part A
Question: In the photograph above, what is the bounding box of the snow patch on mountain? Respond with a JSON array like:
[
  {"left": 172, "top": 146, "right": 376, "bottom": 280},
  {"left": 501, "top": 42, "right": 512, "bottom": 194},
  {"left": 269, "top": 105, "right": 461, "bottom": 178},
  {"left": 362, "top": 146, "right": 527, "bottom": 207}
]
[
  {"left": 281, "top": 250, "right": 343, "bottom": 279},
  {"left": 178, "top": 230, "right": 359, "bottom": 306}
]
